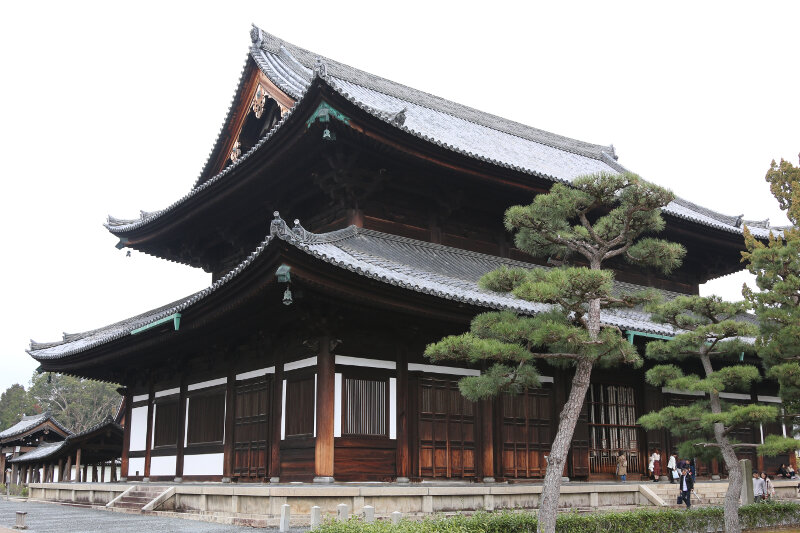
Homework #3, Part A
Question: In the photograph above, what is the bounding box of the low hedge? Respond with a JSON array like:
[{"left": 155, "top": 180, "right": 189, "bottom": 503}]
[{"left": 315, "top": 502, "right": 800, "bottom": 533}]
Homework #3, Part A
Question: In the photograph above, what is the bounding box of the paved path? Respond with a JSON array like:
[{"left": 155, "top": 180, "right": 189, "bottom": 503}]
[{"left": 0, "top": 499, "right": 272, "bottom": 532}]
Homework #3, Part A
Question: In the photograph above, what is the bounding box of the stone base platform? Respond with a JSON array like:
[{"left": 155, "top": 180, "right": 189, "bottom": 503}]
[{"left": 26, "top": 479, "right": 800, "bottom": 528}]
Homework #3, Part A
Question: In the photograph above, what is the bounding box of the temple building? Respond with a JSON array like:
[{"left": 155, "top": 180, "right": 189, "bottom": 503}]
[
  {"left": 26, "top": 27, "right": 788, "bottom": 484},
  {"left": 0, "top": 413, "right": 71, "bottom": 484}
]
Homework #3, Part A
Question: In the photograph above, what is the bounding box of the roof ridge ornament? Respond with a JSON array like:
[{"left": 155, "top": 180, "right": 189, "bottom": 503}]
[
  {"left": 391, "top": 107, "right": 407, "bottom": 126},
  {"left": 270, "top": 211, "right": 294, "bottom": 240},
  {"left": 292, "top": 219, "right": 315, "bottom": 242},
  {"left": 250, "top": 25, "right": 264, "bottom": 48},
  {"left": 314, "top": 56, "right": 328, "bottom": 77}
]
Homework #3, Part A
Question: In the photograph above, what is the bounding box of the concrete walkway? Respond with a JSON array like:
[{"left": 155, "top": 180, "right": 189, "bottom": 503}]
[{"left": 0, "top": 499, "right": 271, "bottom": 532}]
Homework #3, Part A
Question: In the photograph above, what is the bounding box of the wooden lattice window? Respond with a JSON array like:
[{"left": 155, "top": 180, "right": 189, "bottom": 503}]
[
  {"left": 587, "top": 384, "right": 640, "bottom": 474},
  {"left": 284, "top": 376, "right": 315, "bottom": 438},
  {"left": 153, "top": 400, "right": 178, "bottom": 448},
  {"left": 343, "top": 377, "right": 388, "bottom": 438},
  {"left": 187, "top": 391, "right": 225, "bottom": 445}
]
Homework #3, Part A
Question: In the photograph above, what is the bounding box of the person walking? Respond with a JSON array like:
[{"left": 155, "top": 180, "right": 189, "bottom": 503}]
[
  {"left": 616, "top": 452, "right": 627, "bottom": 482},
  {"left": 648, "top": 450, "right": 656, "bottom": 481},
  {"left": 753, "top": 471, "right": 766, "bottom": 503},
  {"left": 762, "top": 472, "right": 774, "bottom": 502},
  {"left": 678, "top": 467, "right": 694, "bottom": 508},
  {"left": 667, "top": 452, "right": 677, "bottom": 484}
]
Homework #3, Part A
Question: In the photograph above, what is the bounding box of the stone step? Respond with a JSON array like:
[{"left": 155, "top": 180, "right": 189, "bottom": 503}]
[
  {"left": 113, "top": 501, "right": 146, "bottom": 510},
  {"left": 126, "top": 492, "right": 160, "bottom": 499},
  {"left": 117, "top": 496, "right": 151, "bottom": 504}
]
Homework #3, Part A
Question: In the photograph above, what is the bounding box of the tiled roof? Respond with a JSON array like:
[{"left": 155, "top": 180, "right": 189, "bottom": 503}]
[
  {"left": 0, "top": 413, "right": 71, "bottom": 442},
  {"left": 9, "top": 416, "right": 122, "bottom": 464},
  {"left": 31, "top": 216, "right": 689, "bottom": 362},
  {"left": 105, "top": 27, "right": 776, "bottom": 240},
  {"left": 8, "top": 441, "right": 65, "bottom": 462}
]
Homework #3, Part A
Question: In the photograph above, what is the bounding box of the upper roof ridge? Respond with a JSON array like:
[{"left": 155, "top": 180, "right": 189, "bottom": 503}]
[{"left": 251, "top": 26, "right": 614, "bottom": 161}]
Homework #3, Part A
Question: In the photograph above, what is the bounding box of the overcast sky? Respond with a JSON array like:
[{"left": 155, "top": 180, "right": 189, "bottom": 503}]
[{"left": 1, "top": 1, "right": 798, "bottom": 395}]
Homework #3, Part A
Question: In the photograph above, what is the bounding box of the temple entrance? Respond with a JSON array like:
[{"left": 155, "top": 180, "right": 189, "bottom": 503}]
[
  {"left": 416, "top": 377, "right": 477, "bottom": 479},
  {"left": 587, "top": 384, "right": 641, "bottom": 475},
  {"left": 500, "top": 386, "right": 552, "bottom": 478},
  {"left": 233, "top": 377, "right": 271, "bottom": 481}
]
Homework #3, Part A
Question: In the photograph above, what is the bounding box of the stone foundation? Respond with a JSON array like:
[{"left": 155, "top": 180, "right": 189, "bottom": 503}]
[{"left": 26, "top": 479, "right": 800, "bottom": 528}]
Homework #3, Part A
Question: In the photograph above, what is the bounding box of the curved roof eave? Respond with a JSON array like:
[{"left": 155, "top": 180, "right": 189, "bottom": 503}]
[{"left": 31, "top": 214, "right": 695, "bottom": 365}]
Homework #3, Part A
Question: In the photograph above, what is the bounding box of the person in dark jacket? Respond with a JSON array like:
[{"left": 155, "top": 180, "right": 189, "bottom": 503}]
[{"left": 678, "top": 467, "right": 694, "bottom": 508}]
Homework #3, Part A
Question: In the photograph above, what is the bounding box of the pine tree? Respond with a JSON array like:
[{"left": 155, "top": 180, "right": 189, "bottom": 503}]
[
  {"left": 742, "top": 154, "right": 800, "bottom": 455},
  {"left": 425, "top": 172, "right": 685, "bottom": 533},
  {"left": 638, "top": 295, "right": 775, "bottom": 533}
]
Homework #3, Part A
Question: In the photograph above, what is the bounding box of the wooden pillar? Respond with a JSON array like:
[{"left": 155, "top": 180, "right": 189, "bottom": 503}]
[
  {"left": 222, "top": 369, "right": 235, "bottom": 483},
  {"left": 57, "top": 459, "right": 63, "bottom": 482},
  {"left": 11, "top": 456, "right": 18, "bottom": 485},
  {"left": 74, "top": 448, "right": 82, "bottom": 483},
  {"left": 481, "top": 398, "right": 495, "bottom": 482},
  {"left": 0, "top": 453, "right": 5, "bottom": 484},
  {"left": 120, "top": 389, "right": 132, "bottom": 481},
  {"left": 269, "top": 359, "right": 284, "bottom": 482},
  {"left": 175, "top": 378, "right": 187, "bottom": 482},
  {"left": 92, "top": 463, "right": 98, "bottom": 482},
  {"left": 64, "top": 455, "right": 72, "bottom": 481},
  {"left": 143, "top": 383, "right": 154, "bottom": 481},
  {"left": 111, "top": 461, "right": 117, "bottom": 482},
  {"left": 83, "top": 463, "right": 88, "bottom": 483},
  {"left": 314, "top": 334, "right": 335, "bottom": 483},
  {"left": 395, "top": 346, "right": 410, "bottom": 482}
]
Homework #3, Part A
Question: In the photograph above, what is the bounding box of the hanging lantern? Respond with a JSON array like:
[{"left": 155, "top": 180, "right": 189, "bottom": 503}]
[
  {"left": 282, "top": 287, "right": 293, "bottom": 306},
  {"left": 322, "top": 128, "right": 335, "bottom": 141}
]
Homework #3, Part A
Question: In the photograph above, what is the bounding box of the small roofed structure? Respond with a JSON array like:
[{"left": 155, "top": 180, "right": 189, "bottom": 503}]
[
  {"left": 0, "top": 412, "right": 71, "bottom": 485},
  {"left": 9, "top": 416, "right": 123, "bottom": 484}
]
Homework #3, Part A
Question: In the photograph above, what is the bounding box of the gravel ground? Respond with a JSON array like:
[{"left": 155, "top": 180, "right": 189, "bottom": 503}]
[{"left": 0, "top": 499, "right": 308, "bottom": 532}]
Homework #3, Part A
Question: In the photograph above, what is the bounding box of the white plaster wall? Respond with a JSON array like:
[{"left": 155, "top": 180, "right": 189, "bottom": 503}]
[
  {"left": 129, "top": 406, "right": 148, "bottom": 451},
  {"left": 390, "top": 377, "right": 397, "bottom": 439},
  {"left": 129, "top": 457, "right": 145, "bottom": 477},
  {"left": 183, "top": 453, "right": 223, "bottom": 476},
  {"left": 149, "top": 455, "right": 176, "bottom": 477}
]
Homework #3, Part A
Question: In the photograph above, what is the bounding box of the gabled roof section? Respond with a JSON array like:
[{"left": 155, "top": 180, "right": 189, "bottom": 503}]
[
  {"left": 9, "top": 416, "right": 123, "bottom": 464},
  {"left": 33, "top": 215, "right": 695, "bottom": 365},
  {"left": 0, "top": 413, "right": 71, "bottom": 443},
  {"left": 104, "top": 26, "right": 776, "bottom": 242}
]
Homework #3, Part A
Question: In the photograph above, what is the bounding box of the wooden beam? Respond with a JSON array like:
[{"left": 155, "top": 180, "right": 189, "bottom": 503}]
[
  {"left": 314, "top": 333, "right": 335, "bottom": 482},
  {"left": 222, "top": 369, "right": 236, "bottom": 483},
  {"left": 120, "top": 389, "right": 132, "bottom": 481},
  {"left": 175, "top": 378, "right": 187, "bottom": 482},
  {"left": 143, "top": 383, "right": 154, "bottom": 481},
  {"left": 269, "top": 359, "right": 283, "bottom": 482}
]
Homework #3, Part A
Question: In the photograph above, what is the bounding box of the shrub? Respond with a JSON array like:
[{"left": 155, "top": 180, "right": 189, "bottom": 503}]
[{"left": 315, "top": 503, "right": 800, "bottom": 533}]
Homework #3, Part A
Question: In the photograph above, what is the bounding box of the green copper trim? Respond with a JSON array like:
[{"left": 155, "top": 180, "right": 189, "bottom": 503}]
[
  {"left": 625, "top": 330, "right": 674, "bottom": 344},
  {"left": 306, "top": 102, "right": 350, "bottom": 129},
  {"left": 131, "top": 313, "right": 181, "bottom": 335},
  {"left": 115, "top": 238, "right": 129, "bottom": 250}
]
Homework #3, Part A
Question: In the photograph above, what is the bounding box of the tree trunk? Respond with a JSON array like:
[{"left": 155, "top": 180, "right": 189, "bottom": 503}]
[
  {"left": 537, "top": 357, "right": 593, "bottom": 533},
  {"left": 701, "top": 354, "right": 742, "bottom": 533}
]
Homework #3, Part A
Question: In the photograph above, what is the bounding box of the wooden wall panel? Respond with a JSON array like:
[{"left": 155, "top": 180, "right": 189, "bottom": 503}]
[
  {"left": 334, "top": 438, "right": 396, "bottom": 481},
  {"left": 280, "top": 438, "right": 315, "bottom": 482}
]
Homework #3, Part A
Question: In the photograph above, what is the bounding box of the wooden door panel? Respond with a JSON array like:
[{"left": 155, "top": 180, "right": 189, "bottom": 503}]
[
  {"left": 233, "top": 377, "right": 270, "bottom": 481},
  {"left": 417, "top": 377, "right": 477, "bottom": 479}
]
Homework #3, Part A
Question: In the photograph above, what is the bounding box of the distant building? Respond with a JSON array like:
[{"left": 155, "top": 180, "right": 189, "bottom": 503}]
[
  {"left": 25, "top": 27, "right": 788, "bottom": 483},
  {"left": 0, "top": 413, "right": 70, "bottom": 483}
]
